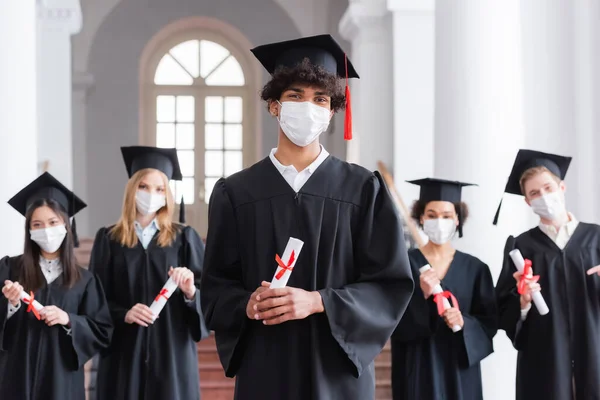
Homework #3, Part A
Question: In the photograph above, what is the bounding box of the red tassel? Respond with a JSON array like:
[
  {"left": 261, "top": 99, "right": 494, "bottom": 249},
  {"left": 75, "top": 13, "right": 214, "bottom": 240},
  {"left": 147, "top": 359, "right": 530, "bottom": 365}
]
[{"left": 344, "top": 54, "right": 352, "bottom": 141}]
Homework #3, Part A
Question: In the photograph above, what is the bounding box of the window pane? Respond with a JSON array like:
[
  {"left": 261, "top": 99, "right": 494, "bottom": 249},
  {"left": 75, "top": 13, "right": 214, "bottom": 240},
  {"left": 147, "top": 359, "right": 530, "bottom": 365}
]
[
  {"left": 224, "top": 151, "right": 243, "bottom": 177},
  {"left": 154, "top": 54, "right": 193, "bottom": 85},
  {"left": 205, "top": 124, "right": 223, "bottom": 150},
  {"left": 156, "top": 96, "right": 175, "bottom": 123},
  {"left": 205, "top": 56, "right": 245, "bottom": 86},
  {"left": 205, "top": 151, "right": 224, "bottom": 176},
  {"left": 204, "top": 177, "right": 219, "bottom": 204},
  {"left": 205, "top": 96, "right": 223, "bottom": 123},
  {"left": 176, "top": 124, "right": 194, "bottom": 149},
  {"left": 224, "top": 97, "right": 243, "bottom": 123},
  {"left": 156, "top": 123, "right": 175, "bottom": 148},
  {"left": 177, "top": 150, "right": 195, "bottom": 177},
  {"left": 176, "top": 96, "right": 195, "bottom": 122},
  {"left": 177, "top": 177, "right": 195, "bottom": 205},
  {"left": 224, "top": 124, "right": 242, "bottom": 150},
  {"left": 169, "top": 40, "right": 200, "bottom": 78},
  {"left": 200, "top": 41, "right": 230, "bottom": 78}
]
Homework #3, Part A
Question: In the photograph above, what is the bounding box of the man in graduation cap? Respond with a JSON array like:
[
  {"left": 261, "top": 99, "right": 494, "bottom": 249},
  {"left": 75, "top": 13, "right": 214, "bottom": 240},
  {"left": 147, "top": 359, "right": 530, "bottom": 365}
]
[
  {"left": 495, "top": 150, "right": 600, "bottom": 399},
  {"left": 200, "top": 35, "right": 414, "bottom": 400}
]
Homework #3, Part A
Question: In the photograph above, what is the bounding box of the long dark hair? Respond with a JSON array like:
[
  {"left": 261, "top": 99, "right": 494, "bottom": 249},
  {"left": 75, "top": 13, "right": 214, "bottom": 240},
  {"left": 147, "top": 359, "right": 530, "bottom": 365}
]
[{"left": 20, "top": 199, "right": 81, "bottom": 292}]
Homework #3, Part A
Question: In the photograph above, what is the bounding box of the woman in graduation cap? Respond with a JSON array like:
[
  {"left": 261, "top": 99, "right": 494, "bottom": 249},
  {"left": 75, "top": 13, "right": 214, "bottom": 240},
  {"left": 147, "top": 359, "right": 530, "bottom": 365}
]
[
  {"left": 0, "top": 172, "right": 113, "bottom": 400},
  {"left": 391, "top": 178, "right": 497, "bottom": 400},
  {"left": 495, "top": 149, "right": 600, "bottom": 400},
  {"left": 89, "top": 146, "right": 208, "bottom": 400},
  {"left": 201, "top": 35, "right": 413, "bottom": 400}
]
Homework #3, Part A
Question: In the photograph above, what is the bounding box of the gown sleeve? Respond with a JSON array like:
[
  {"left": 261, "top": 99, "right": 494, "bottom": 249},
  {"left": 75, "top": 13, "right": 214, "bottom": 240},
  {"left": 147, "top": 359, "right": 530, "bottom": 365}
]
[
  {"left": 89, "top": 228, "right": 129, "bottom": 326},
  {"left": 317, "top": 172, "right": 415, "bottom": 377},
  {"left": 495, "top": 235, "right": 528, "bottom": 349},
  {"left": 0, "top": 256, "right": 11, "bottom": 351},
  {"left": 65, "top": 272, "right": 114, "bottom": 369},
  {"left": 179, "top": 226, "right": 209, "bottom": 342},
  {"left": 200, "top": 179, "right": 252, "bottom": 376},
  {"left": 458, "top": 260, "right": 497, "bottom": 367},
  {"left": 392, "top": 262, "right": 442, "bottom": 342}
]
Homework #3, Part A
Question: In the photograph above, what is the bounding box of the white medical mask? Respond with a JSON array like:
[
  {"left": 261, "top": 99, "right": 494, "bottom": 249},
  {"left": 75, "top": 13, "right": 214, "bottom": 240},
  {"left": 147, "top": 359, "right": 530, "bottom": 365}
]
[
  {"left": 30, "top": 225, "right": 67, "bottom": 253},
  {"left": 530, "top": 191, "right": 565, "bottom": 221},
  {"left": 136, "top": 190, "right": 166, "bottom": 215},
  {"left": 277, "top": 101, "right": 331, "bottom": 147},
  {"left": 423, "top": 218, "right": 457, "bottom": 245}
]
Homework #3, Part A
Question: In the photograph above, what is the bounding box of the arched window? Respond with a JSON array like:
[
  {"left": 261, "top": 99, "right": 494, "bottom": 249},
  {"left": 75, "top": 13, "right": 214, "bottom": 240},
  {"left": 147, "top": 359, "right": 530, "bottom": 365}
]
[{"left": 140, "top": 21, "right": 258, "bottom": 235}]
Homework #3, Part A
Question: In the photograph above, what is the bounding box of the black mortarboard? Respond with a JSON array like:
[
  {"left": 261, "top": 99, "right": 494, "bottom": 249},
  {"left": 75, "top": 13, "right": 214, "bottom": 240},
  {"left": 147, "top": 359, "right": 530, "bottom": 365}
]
[
  {"left": 250, "top": 34, "right": 358, "bottom": 140},
  {"left": 8, "top": 172, "right": 87, "bottom": 246},
  {"left": 493, "top": 149, "right": 572, "bottom": 225},
  {"left": 408, "top": 178, "right": 476, "bottom": 238},
  {"left": 250, "top": 34, "right": 359, "bottom": 79},
  {"left": 121, "top": 146, "right": 183, "bottom": 181},
  {"left": 8, "top": 172, "right": 86, "bottom": 218}
]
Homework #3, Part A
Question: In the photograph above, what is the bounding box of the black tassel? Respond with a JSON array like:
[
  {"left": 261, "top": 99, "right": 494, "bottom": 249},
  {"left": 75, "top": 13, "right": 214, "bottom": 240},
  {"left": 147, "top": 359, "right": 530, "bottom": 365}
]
[
  {"left": 179, "top": 196, "right": 186, "bottom": 224},
  {"left": 71, "top": 217, "right": 80, "bottom": 248},
  {"left": 493, "top": 197, "right": 503, "bottom": 226}
]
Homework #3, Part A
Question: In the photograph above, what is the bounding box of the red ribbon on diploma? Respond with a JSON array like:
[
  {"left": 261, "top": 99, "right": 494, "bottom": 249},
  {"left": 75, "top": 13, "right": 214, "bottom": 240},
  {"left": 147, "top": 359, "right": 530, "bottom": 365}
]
[
  {"left": 518, "top": 259, "right": 539, "bottom": 295},
  {"left": 155, "top": 289, "right": 169, "bottom": 302},
  {"left": 22, "top": 291, "right": 41, "bottom": 320},
  {"left": 275, "top": 250, "right": 296, "bottom": 280},
  {"left": 433, "top": 291, "right": 460, "bottom": 316}
]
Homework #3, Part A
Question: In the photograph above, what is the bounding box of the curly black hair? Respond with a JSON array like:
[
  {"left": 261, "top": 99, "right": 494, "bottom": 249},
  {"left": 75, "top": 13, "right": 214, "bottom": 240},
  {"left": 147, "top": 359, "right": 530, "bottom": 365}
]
[
  {"left": 260, "top": 58, "right": 346, "bottom": 112},
  {"left": 410, "top": 200, "right": 470, "bottom": 228}
]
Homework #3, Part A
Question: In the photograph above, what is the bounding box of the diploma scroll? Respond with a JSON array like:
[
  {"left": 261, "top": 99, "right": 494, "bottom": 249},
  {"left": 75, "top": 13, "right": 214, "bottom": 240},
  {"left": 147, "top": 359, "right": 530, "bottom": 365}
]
[
  {"left": 20, "top": 291, "right": 43, "bottom": 320},
  {"left": 149, "top": 278, "right": 178, "bottom": 318},
  {"left": 419, "top": 265, "right": 461, "bottom": 333},
  {"left": 270, "top": 238, "right": 304, "bottom": 289},
  {"left": 509, "top": 249, "right": 550, "bottom": 315}
]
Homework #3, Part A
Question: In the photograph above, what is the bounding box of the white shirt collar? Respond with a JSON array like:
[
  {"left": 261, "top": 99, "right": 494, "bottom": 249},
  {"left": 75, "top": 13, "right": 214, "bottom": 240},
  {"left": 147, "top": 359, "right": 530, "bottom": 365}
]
[
  {"left": 269, "top": 145, "right": 329, "bottom": 176},
  {"left": 39, "top": 256, "right": 62, "bottom": 271},
  {"left": 134, "top": 218, "right": 160, "bottom": 232}
]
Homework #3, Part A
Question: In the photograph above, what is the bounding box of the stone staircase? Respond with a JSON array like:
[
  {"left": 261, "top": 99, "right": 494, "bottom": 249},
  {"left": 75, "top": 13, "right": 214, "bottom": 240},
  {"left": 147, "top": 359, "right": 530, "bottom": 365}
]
[{"left": 75, "top": 237, "right": 393, "bottom": 400}]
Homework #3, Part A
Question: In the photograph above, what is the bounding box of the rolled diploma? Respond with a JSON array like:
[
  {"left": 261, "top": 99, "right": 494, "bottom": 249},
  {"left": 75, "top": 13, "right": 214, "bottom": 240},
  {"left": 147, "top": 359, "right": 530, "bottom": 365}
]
[
  {"left": 149, "top": 278, "right": 178, "bottom": 318},
  {"left": 20, "top": 291, "right": 44, "bottom": 312},
  {"left": 509, "top": 249, "right": 550, "bottom": 315},
  {"left": 270, "top": 238, "right": 304, "bottom": 289},
  {"left": 419, "top": 264, "right": 461, "bottom": 333}
]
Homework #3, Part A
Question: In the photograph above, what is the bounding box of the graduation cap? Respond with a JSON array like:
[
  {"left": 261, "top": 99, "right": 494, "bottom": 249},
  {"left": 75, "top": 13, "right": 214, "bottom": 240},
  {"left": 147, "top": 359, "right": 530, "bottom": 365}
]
[
  {"left": 8, "top": 172, "right": 86, "bottom": 246},
  {"left": 121, "top": 146, "right": 183, "bottom": 181},
  {"left": 407, "top": 178, "right": 477, "bottom": 238},
  {"left": 493, "top": 149, "right": 572, "bottom": 225},
  {"left": 250, "top": 34, "right": 359, "bottom": 140}
]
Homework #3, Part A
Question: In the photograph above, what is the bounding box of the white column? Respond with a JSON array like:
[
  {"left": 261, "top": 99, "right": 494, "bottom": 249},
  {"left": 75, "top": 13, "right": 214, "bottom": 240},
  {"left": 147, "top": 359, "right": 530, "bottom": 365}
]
[
  {"left": 72, "top": 71, "right": 95, "bottom": 237},
  {"left": 36, "top": 0, "right": 82, "bottom": 187},
  {"left": 387, "top": 0, "right": 435, "bottom": 205},
  {"left": 0, "top": 1, "right": 38, "bottom": 256},
  {"left": 339, "top": 0, "right": 393, "bottom": 171},
  {"left": 435, "top": 2, "right": 530, "bottom": 400}
]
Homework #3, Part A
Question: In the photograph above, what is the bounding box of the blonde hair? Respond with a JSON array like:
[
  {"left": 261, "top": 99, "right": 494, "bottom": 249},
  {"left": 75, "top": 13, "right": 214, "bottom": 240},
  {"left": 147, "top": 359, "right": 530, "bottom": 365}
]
[
  {"left": 110, "top": 168, "right": 179, "bottom": 248},
  {"left": 519, "top": 166, "right": 561, "bottom": 195}
]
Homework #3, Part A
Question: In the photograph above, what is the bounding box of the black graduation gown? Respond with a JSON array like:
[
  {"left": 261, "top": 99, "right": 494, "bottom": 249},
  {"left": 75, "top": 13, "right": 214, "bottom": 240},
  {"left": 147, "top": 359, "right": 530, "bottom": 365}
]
[
  {"left": 200, "top": 156, "right": 414, "bottom": 400},
  {"left": 89, "top": 225, "right": 209, "bottom": 400},
  {"left": 0, "top": 256, "right": 113, "bottom": 400},
  {"left": 391, "top": 249, "right": 497, "bottom": 400},
  {"left": 496, "top": 223, "right": 600, "bottom": 400}
]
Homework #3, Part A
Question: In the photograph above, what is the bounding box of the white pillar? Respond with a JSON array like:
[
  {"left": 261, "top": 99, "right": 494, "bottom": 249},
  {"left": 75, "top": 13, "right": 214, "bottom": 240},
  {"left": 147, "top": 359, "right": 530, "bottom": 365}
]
[
  {"left": 36, "top": 0, "right": 82, "bottom": 187},
  {"left": 387, "top": 0, "right": 435, "bottom": 205},
  {"left": 339, "top": 0, "right": 393, "bottom": 172},
  {"left": 72, "top": 71, "right": 95, "bottom": 237},
  {"left": 435, "top": 2, "right": 530, "bottom": 400},
  {"left": 0, "top": 1, "right": 38, "bottom": 256}
]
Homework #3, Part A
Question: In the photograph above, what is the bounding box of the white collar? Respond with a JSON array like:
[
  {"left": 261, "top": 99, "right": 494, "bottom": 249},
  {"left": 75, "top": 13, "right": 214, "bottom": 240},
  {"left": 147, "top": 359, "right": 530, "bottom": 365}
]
[
  {"left": 134, "top": 218, "right": 160, "bottom": 231},
  {"left": 269, "top": 145, "right": 329, "bottom": 175},
  {"left": 39, "top": 256, "right": 62, "bottom": 270},
  {"left": 539, "top": 212, "right": 579, "bottom": 236}
]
